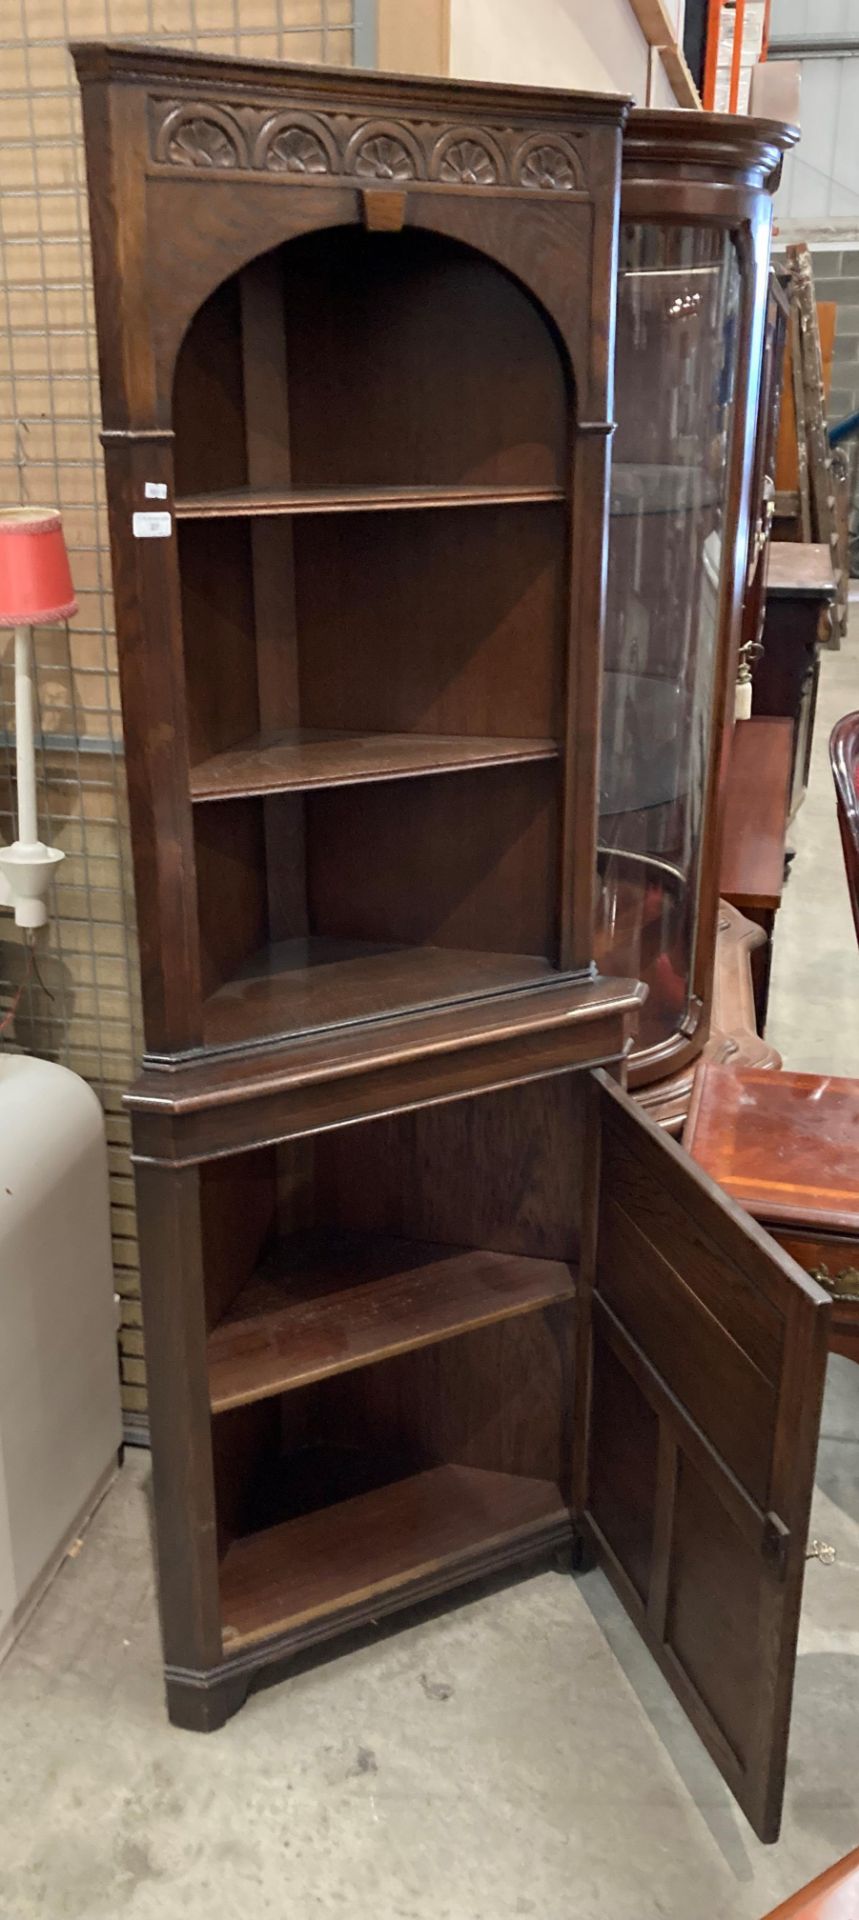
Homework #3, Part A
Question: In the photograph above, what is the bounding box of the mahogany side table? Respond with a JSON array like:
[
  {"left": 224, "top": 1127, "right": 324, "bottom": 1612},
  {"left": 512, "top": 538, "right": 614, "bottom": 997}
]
[{"left": 686, "top": 1063, "right": 859, "bottom": 1366}]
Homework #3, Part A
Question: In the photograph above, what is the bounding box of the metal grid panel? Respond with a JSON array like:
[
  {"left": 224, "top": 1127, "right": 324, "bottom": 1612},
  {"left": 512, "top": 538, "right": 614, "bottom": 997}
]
[{"left": 0, "top": 0, "right": 369, "bottom": 1433}]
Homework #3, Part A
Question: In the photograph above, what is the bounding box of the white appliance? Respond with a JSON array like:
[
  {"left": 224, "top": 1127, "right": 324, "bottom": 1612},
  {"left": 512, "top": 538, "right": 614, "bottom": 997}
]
[{"left": 0, "top": 1052, "right": 122, "bottom": 1661}]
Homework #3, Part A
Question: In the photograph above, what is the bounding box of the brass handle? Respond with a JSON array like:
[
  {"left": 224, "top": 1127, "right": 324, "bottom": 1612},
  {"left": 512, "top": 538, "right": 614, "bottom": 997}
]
[{"left": 810, "top": 1263, "right": 859, "bottom": 1302}]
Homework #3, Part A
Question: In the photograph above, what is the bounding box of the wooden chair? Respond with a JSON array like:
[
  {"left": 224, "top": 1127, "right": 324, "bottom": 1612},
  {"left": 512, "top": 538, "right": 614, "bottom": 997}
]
[
  {"left": 761, "top": 1843, "right": 859, "bottom": 1915},
  {"left": 830, "top": 710, "right": 859, "bottom": 947}
]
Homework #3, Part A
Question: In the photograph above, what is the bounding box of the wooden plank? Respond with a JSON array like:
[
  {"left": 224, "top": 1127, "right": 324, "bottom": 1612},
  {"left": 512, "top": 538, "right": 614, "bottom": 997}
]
[
  {"left": 219, "top": 1464, "right": 567, "bottom": 1649},
  {"left": 597, "top": 1194, "right": 778, "bottom": 1504},
  {"left": 765, "top": 541, "right": 835, "bottom": 600},
  {"left": 589, "top": 1071, "right": 830, "bottom": 1843},
  {"left": 817, "top": 300, "right": 837, "bottom": 403},
  {"left": 238, "top": 256, "right": 306, "bottom": 942},
  {"left": 132, "top": 970, "right": 644, "bottom": 1112},
  {"left": 656, "top": 40, "right": 702, "bottom": 108},
  {"left": 190, "top": 728, "right": 559, "bottom": 802},
  {"left": 201, "top": 936, "right": 558, "bottom": 1052},
  {"left": 133, "top": 1163, "right": 223, "bottom": 1672},
  {"left": 208, "top": 1229, "right": 575, "bottom": 1411},
  {"left": 599, "top": 1111, "right": 785, "bottom": 1382},
  {"left": 175, "top": 482, "right": 565, "bottom": 519},
  {"left": 719, "top": 718, "right": 792, "bottom": 912},
  {"left": 628, "top": 0, "right": 702, "bottom": 105}
]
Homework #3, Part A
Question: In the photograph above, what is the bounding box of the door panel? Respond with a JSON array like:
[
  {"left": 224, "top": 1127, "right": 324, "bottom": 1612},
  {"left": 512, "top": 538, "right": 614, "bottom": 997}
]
[
  {"left": 582, "top": 1071, "right": 830, "bottom": 1842},
  {"left": 597, "top": 1190, "right": 778, "bottom": 1504},
  {"left": 589, "top": 1327, "right": 659, "bottom": 1605}
]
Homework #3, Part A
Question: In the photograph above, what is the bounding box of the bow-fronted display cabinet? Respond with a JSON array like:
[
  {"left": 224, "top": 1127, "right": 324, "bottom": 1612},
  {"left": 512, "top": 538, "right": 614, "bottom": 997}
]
[
  {"left": 76, "top": 43, "right": 822, "bottom": 1844},
  {"left": 597, "top": 112, "right": 797, "bottom": 1129}
]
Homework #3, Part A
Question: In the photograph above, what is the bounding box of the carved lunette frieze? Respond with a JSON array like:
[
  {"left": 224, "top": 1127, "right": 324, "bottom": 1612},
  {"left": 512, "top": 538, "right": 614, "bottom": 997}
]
[{"left": 151, "top": 99, "right": 588, "bottom": 194}]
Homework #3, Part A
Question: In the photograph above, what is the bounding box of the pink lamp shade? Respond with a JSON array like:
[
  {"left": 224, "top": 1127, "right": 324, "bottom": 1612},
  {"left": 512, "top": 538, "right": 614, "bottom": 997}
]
[{"left": 0, "top": 506, "right": 77, "bottom": 627}]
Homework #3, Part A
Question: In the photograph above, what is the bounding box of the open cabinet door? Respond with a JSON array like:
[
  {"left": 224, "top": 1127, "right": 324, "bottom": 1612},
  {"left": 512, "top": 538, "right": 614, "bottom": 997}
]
[{"left": 578, "top": 1071, "right": 831, "bottom": 1842}]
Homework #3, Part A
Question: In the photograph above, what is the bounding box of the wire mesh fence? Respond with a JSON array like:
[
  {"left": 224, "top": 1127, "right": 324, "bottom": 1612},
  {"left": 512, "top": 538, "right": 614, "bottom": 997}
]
[{"left": 0, "top": 0, "right": 369, "bottom": 1435}]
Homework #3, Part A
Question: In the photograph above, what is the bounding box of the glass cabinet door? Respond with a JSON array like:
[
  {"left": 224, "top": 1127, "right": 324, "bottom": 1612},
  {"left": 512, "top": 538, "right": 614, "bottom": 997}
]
[{"left": 596, "top": 224, "right": 741, "bottom": 1059}]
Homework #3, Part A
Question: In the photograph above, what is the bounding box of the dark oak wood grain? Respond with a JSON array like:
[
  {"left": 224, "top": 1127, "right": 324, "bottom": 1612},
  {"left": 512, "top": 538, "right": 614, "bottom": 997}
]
[
  {"left": 176, "top": 482, "right": 564, "bottom": 518},
  {"left": 76, "top": 42, "right": 624, "bottom": 1058},
  {"left": 78, "top": 47, "right": 821, "bottom": 1838},
  {"left": 128, "top": 974, "right": 644, "bottom": 1169},
  {"left": 208, "top": 1229, "right": 575, "bottom": 1411},
  {"left": 581, "top": 1070, "right": 829, "bottom": 1843},
  {"left": 202, "top": 938, "right": 559, "bottom": 1053},
  {"left": 190, "top": 729, "right": 558, "bottom": 803},
  {"left": 133, "top": 1162, "right": 223, "bottom": 1674},
  {"left": 219, "top": 1464, "right": 569, "bottom": 1651}
]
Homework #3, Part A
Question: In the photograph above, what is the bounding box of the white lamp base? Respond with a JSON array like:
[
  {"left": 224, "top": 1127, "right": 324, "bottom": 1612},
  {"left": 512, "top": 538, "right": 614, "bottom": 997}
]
[{"left": 0, "top": 841, "right": 64, "bottom": 928}]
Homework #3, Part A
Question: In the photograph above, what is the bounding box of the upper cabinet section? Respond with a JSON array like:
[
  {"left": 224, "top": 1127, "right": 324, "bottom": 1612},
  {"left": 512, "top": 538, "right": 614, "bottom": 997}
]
[
  {"left": 74, "top": 46, "right": 629, "bottom": 1062},
  {"left": 73, "top": 45, "right": 629, "bottom": 433},
  {"left": 171, "top": 224, "right": 569, "bottom": 500}
]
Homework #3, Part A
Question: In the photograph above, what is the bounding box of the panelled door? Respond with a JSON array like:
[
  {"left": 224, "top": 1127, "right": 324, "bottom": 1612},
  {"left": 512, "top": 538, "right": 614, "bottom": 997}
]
[{"left": 579, "top": 1070, "right": 830, "bottom": 1843}]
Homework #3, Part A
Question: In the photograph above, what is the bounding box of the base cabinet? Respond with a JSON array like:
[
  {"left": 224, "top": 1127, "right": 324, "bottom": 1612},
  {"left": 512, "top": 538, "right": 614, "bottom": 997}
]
[{"left": 131, "top": 1051, "right": 828, "bottom": 1844}]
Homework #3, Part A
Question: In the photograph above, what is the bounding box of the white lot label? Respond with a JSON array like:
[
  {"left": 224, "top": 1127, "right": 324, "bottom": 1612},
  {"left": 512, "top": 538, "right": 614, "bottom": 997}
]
[
  {"left": 133, "top": 510, "right": 172, "bottom": 539},
  {"left": 144, "top": 481, "right": 168, "bottom": 500}
]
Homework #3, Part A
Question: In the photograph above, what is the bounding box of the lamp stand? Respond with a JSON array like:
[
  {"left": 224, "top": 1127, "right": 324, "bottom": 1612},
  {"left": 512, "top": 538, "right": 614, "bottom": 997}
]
[{"left": 0, "top": 622, "right": 64, "bottom": 928}]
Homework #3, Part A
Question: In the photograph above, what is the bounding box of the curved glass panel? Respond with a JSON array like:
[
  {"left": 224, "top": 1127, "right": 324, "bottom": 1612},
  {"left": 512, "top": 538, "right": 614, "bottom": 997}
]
[{"left": 596, "top": 223, "right": 741, "bottom": 1053}]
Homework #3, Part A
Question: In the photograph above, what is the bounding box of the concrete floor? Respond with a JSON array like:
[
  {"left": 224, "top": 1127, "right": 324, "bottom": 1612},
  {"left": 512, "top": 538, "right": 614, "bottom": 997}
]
[{"left": 1, "top": 635, "right": 858, "bottom": 1920}]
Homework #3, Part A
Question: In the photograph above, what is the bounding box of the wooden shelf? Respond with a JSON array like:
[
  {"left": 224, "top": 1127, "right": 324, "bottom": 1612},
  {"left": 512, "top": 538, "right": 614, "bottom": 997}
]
[
  {"left": 175, "top": 482, "right": 565, "bottom": 520},
  {"left": 202, "top": 937, "right": 557, "bottom": 1051},
  {"left": 719, "top": 717, "right": 793, "bottom": 912},
  {"left": 208, "top": 1227, "right": 575, "bottom": 1412},
  {"left": 190, "top": 728, "right": 559, "bottom": 804},
  {"left": 219, "top": 1463, "right": 569, "bottom": 1650}
]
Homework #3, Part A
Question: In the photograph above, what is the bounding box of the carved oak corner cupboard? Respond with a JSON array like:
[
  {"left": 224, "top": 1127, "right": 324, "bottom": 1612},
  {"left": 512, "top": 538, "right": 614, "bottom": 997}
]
[
  {"left": 74, "top": 42, "right": 824, "bottom": 1844},
  {"left": 598, "top": 112, "right": 799, "bottom": 1130}
]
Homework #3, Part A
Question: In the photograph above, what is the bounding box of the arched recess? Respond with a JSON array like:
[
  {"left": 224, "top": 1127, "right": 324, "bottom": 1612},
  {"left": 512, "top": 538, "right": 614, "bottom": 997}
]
[
  {"left": 172, "top": 223, "right": 573, "bottom": 493},
  {"left": 172, "top": 223, "right": 576, "bottom": 1039}
]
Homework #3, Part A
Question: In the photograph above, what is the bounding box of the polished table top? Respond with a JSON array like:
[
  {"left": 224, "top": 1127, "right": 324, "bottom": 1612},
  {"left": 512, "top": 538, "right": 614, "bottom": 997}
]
[{"left": 686, "top": 1063, "right": 859, "bottom": 1235}]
